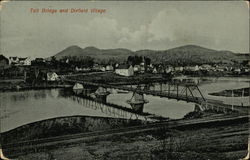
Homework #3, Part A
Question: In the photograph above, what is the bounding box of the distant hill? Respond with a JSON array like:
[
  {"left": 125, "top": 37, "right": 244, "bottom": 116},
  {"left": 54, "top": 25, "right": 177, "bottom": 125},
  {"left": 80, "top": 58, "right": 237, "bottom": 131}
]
[
  {"left": 139, "top": 45, "right": 237, "bottom": 65},
  {"left": 53, "top": 45, "right": 133, "bottom": 60},
  {"left": 53, "top": 45, "right": 239, "bottom": 65}
]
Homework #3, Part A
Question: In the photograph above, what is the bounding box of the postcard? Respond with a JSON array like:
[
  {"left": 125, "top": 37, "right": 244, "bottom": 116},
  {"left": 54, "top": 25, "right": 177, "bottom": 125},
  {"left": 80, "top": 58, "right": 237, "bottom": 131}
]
[{"left": 0, "top": 1, "right": 249, "bottom": 160}]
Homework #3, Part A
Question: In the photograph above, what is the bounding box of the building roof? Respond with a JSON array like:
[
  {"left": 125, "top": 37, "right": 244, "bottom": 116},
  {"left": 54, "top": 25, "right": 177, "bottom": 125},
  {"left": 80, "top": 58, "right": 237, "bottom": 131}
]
[
  {"left": 35, "top": 58, "right": 44, "bottom": 60},
  {"left": 47, "top": 72, "right": 57, "bottom": 77},
  {"left": 19, "top": 57, "right": 28, "bottom": 61},
  {"left": 116, "top": 64, "right": 131, "bottom": 69},
  {"left": 0, "top": 55, "right": 9, "bottom": 62},
  {"left": 134, "top": 65, "right": 140, "bottom": 67}
]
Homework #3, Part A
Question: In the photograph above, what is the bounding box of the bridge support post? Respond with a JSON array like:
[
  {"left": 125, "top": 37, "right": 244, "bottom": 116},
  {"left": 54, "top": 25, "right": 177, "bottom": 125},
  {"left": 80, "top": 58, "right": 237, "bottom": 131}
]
[
  {"left": 95, "top": 87, "right": 110, "bottom": 103},
  {"left": 127, "top": 92, "right": 149, "bottom": 113},
  {"left": 195, "top": 104, "right": 204, "bottom": 112},
  {"left": 95, "top": 94, "right": 108, "bottom": 103},
  {"left": 73, "top": 83, "right": 92, "bottom": 96}
]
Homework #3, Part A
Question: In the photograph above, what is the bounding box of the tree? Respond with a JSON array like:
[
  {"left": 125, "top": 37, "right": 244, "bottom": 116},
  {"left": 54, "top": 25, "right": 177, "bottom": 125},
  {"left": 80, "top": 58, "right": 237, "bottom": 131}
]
[{"left": 51, "top": 56, "right": 58, "bottom": 67}]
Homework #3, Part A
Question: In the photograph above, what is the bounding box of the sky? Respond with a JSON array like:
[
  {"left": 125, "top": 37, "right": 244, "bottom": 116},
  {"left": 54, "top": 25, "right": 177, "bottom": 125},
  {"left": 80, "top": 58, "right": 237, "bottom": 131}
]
[{"left": 0, "top": 1, "right": 249, "bottom": 58}]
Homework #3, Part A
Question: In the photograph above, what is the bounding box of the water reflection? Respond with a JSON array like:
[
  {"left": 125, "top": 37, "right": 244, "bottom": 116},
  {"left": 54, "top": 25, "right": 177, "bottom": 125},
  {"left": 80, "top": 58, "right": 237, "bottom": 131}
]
[
  {"left": 7, "top": 90, "right": 48, "bottom": 102},
  {"left": 1, "top": 77, "right": 248, "bottom": 132},
  {"left": 161, "top": 77, "right": 249, "bottom": 106},
  {"left": 0, "top": 89, "right": 152, "bottom": 132}
]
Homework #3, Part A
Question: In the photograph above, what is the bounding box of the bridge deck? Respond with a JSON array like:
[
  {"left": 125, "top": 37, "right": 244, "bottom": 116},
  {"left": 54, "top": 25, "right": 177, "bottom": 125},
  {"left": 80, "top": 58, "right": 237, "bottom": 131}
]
[
  {"left": 65, "top": 78, "right": 246, "bottom": 113},
  {"left": 65, "top": 79, "right": 203, "bottom": 103}
]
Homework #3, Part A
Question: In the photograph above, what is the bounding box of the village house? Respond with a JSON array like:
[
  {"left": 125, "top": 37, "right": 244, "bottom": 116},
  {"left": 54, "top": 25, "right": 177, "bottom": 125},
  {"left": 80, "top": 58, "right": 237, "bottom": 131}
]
[
  {"left": 184, "top": 65, "right": 199, "bottom": 72},
  {"left": 215, "top": 66, "right": 227, "bottom": 72},
  {"left": 200, "top": 64, "right": 212, "bottom": 71},
  {"left": 83, "top": 67, "right": 91, "bottom": 71},
  {"left": 152, "top": 67, "right": 158, "bottom": 74},
  {"left": 156, "top": 64, "right": 165, "bottom": 73},
  {"left": 76, "top": 66, "right": 91, "bottom": 72},
  {"left": 9, "top": 57, "right": 19, "bottom": 65},
  {"left": 31, "top": 58, "right": 46, "bottom": 66},
  {"left": 75, "top": 66, "right": 83, "bottom": 71},
  {"left": 233, "top": 68, "right": 241, "bottom": 74},
  {"left": 140, "top": 66, "right": 145, "bottom": 73},
  {"left": 115, "top": 64, "right": 134, "bottom": 76},
  {"left": 0, "top": 55, "right": 10, "bottom": 70},
  {"left": 9, "top": 57, "right": 31, "bottom": 66},
  {"left": 174, "top": 66, "right": 184, "bottom": 72},
  {"left": 247, "top": 60, "right": 250, "bottom": 66},
  {"left": 105, "top": 65, "right": 114, "bottom": 71},
  {"left": 100, "top": 66, "right": 106, "bottom": 72},
  {"left": 47, "top": 72, "right": 59, "bottom": 81},
  {"left": 165, "top": 65, "right": 174, "bottom": 73},
  {"left": 35, "top": 58, "right": 45, "bottom": 63},
  {"left": 92, "top": 64, "right": 101, "bottom": 71},
  {"left": 133, "top": 65, "right": 141, "bottom": 73},
  {"left": 241, "top": 67, "right": 249, "bottom": 73},
  {"left": 19, "top": 57, "right": 31, "bottom": 66}
]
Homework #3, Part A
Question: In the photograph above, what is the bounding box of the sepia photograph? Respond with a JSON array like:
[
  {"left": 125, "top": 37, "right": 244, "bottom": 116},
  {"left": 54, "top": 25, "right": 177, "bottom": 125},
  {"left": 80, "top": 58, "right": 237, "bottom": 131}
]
[{"left": 0, "top": 1, "right": 249, "bottom": 160}]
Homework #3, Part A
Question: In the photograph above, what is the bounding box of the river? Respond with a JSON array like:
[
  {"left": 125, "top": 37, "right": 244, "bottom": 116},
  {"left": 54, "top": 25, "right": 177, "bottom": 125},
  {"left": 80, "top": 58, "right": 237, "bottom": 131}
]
[{"left": 0, "top": 77, "right": 249, "bottom": 132}]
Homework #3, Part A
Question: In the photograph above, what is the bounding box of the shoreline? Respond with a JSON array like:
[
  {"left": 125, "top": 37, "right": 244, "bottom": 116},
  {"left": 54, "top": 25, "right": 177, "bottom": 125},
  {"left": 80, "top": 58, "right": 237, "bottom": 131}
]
[
  {"left": 209, "top": 87, "right": 250, "bottom": 97},
  {"left": 0, "top": 81, "right": 72, "bottom": 92},
  {"left": 2, "top": 114, "right": 248, "bottom": 159}
]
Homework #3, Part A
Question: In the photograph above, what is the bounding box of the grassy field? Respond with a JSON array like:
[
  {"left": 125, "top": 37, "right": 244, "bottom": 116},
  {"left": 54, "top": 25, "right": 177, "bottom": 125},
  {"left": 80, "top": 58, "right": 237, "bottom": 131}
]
[{"left": 5, "top": 116, "right": 249, "bottom": 160}]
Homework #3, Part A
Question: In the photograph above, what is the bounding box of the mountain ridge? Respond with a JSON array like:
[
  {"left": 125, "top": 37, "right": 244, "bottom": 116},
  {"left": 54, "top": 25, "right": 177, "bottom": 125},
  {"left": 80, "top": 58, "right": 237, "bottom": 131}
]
[{"left": 53, "top": 45, "right": 239, "bottom": 64}]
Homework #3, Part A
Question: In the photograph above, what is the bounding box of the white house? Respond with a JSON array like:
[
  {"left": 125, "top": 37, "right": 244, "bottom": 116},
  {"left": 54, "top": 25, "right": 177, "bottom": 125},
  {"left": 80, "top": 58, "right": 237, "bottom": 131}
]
[
  {"left": 9, "top": 57, "right": 31, "bottom": 66},
  {"left": 105, "top": 65, "right": 114, "bottom": 71},
  {"left": 100, "top": 66, "right": 106, "bottom": 72},
  {"left": 115, "top": 64, "right": 134, "bottom": 76},
  {"left": 133, "top": 65, "right": 141, "bottom": 73},
  {"left": 47, "top": 72, "right": 59, "bottom": 81},
  {"left": 19, "top": 57, "right": 31, "bottom": 65},
  {"left": 9, "top": 57, "right": 19, "bottom": 65},
  {"left": 185, "top": 65, "right": 199, "bottom": 71},
  {"left": 153, "top": 67, "right": 158, "bottom": 74},
  {"left": 200, "top": 64, "right": 212, "bottom": 71},
  {"left": 75, "top": 66, "right": 83, "bottom": 71},
  {"left": 174, "top": 66, "right": 184, "bottom": 72},
  {"left": 165, "top": 66, "right": 174, "bottom": 73},
  {"left": 234, "top": 68, "right": 241, "bottom": 73}
]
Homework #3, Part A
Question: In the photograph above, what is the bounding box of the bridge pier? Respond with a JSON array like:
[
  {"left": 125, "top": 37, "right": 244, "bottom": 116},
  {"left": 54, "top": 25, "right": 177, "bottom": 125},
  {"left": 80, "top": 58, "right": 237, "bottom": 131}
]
[
  {"left": 194, "top": 104, "right": 203, "bottom": 112},
  {"left": 95, "top": 94, "right": 109, "bottom": 103},
  {"left": 95, "top": 87, "right": 110, "bottom": 103},
  {"left": 73, "top": 83, "right": 94, "bottom": 96},
  {"left": 127, "top": 93, "right": 149, "bottom": 113},
  {"left": 73, "top": 83, "right": 84, "bottom": 95}
]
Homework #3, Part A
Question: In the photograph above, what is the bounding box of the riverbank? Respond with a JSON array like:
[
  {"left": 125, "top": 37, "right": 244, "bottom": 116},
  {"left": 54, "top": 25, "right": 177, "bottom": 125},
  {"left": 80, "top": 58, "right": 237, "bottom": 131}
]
[
  {"left": 2, "top": 114, "right": 248, "bottom": 160},
  {"left": 209, "top": 87, "right": 249, "bottom": 97},
  {"left": 68, "top": 72, "right": 172, "bottom": 85},
  {"left": 0, "top": 72, "right": 170, "bottom": 92},
  {"left": 0, "top": 81, "right": 72, "bottom": 92},
  {"left": 1, "top": 115, "right": 144, "bottom": 145}
]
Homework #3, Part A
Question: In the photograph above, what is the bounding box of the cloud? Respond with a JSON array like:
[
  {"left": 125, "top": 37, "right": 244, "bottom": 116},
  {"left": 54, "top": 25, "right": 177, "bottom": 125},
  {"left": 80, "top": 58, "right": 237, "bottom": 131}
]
[
  {"left": 83, "top": 9, "right": 197, "bottom": 49},
  {"left": 1, "top": 2, "right": 249, "bottom": 58},
  {"left": 148, "top": 9, "right": 183, "bottom": 42}
]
